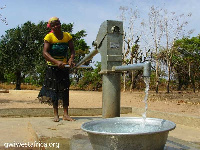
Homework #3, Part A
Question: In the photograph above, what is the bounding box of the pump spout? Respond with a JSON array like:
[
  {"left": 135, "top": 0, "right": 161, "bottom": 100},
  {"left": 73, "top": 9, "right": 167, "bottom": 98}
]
[
  {"left": 143, "top": 61, "right": 151, "bottom": 77},
  {"left": 112, "top": 61, "right": 151, "bottom": 77}
]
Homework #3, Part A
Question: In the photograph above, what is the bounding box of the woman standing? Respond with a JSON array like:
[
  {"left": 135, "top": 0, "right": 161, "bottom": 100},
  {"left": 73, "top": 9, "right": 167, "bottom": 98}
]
[{"left": 38, "top": 17, "right": 75, "bottom": 122}]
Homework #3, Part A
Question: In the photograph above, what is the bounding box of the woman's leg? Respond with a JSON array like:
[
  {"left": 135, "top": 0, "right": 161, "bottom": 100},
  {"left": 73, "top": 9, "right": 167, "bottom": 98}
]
[
  {"left": 62, "top": 89, "right": 75, "bottom": 121},
  {"left": 53, "top": 103, "right": 59, "bottom": 122},
  {"left": 63, "top": 106, "right": 75, "bottom": 121}
]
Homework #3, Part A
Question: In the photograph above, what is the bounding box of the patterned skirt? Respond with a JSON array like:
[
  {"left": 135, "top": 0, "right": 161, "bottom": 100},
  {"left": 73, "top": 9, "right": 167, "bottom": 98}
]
[{"left": 38, "top": 66, "right": 70, "bottom": 107}]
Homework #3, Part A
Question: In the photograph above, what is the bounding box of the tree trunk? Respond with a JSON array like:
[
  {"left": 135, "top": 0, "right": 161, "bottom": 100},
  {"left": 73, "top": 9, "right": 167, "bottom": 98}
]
[
  {"left": 166, "top": 22, "right": 170, "bottom": 93},
  {"left": 167, "top": 62, "right": 171, "bottom": 93},
  {"left": 188, "top": 62, "right": 195, "bottom": 93},
  {"left": 130, "top": 71, "right": 134, "bottom": 92},
  {"left": 129, "top": 53, "right": 134, "bottom": 92},
  {"left": 155, "top": 60, "right": 159, "bottom": 93},
  {"left": 123, "top": 72, "right": 126, "bottom": 92},
  {"left": 192, "top": 78, "right": 195, "bottom": 93},
  {"left": 156, "top": 81, "right": 159, "bottom": 93},
  {"left": 167, "top": 81, "right": 170, "bottom": 93},
  {"left": 177, "top": 74, "right": 182, "bottom": 91},
  {"left": 188, "top": 62, "right": 191, "bottom": 83},
  {"left": 131, "top": 70, "right": 142, "bottom": 90},
  {"left": 15, "top": 71, "right": 21, "bottom": 90}
]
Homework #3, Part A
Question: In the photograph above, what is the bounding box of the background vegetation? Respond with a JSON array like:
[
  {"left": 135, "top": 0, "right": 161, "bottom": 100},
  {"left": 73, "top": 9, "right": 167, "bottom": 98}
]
[{"left": 0, "top": 5, "right": 199, "bottom": 92}]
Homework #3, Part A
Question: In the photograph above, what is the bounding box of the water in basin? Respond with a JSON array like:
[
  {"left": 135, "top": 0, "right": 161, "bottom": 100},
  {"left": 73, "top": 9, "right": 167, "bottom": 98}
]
[{"left": 82, "top": 117, "right": 176, "bottom": 135}]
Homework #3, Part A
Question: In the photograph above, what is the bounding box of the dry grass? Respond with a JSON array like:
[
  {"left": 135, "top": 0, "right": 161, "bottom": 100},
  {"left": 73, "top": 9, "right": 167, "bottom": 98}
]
[{"left": 0, "top": 83, "right": 41, "bottom": 90}]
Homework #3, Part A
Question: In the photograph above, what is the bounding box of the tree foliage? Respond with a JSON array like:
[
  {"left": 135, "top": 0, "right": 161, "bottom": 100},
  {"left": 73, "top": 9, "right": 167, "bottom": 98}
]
[
  {"left": 77, "top": 62, "right": 102, "bottom": 91},
  {"left": 157, "top": 35, "right": 200, "bottom": 91},
  {"left": 172, "top": 36, "right": 200, "bottom": 91},
  {"left": 119, "top": 4, "right": 194, "bottom": 92},
  {"left": 0, "top": 22, "right": 40, "bottom": 89}
]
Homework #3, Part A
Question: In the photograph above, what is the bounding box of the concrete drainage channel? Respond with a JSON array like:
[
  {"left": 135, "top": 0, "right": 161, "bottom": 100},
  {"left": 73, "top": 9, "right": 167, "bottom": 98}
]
[
  {"left": 28, "top": 120, "right": 93, "bottom": 150},
  {"left": 0, "top": 107, "right": 199, "bottom": 150}
]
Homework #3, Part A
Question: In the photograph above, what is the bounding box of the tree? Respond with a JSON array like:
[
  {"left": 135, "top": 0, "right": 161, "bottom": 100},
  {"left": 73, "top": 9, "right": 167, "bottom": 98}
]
[
  {"left": 172, "top": 36, "right": 200, "bottom": 91},
  {"left": 118, "top": 4, "right": 194, "bottom": 92},
  {"left": 148, "top": 6, "right": 164, "bottom": 93},
  {"left": 161, "top": 10, "right": 192, "bottom": 93},
  {"left": 119, "top": 5, "right": 145, "bottom": 92},
  {"left": 145, "top": 6, "right": 192, "bottom": 93},
  {"left": 0, "top": 22, "right": 39, "bottom": 89}
]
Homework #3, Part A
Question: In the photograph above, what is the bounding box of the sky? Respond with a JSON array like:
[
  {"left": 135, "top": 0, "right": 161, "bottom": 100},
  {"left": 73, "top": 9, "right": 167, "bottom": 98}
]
[{"left": 0, "top": 0, "right": 200, "bottom": 64}]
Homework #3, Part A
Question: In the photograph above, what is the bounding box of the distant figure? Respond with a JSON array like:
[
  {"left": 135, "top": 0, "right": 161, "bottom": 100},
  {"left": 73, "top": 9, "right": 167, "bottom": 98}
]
[{"left": 38, "top": 17, "right": 75, "bottom": 122}]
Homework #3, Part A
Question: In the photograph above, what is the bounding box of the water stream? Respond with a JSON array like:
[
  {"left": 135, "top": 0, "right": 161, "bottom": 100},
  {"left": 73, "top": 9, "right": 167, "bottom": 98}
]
[{"left": 141, "top": 77, "right": 150, "bottom": 127}]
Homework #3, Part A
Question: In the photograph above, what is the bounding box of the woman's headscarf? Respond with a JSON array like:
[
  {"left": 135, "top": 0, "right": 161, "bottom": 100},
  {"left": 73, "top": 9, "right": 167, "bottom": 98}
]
[{"left": 47, "top": 17, "right": 60, "bottom": 33}]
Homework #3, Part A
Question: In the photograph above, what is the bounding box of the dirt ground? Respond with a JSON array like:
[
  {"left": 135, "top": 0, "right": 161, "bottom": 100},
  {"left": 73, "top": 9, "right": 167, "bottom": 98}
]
[{"left": 0, "top": 90, "right": 199, "bottom": 117}]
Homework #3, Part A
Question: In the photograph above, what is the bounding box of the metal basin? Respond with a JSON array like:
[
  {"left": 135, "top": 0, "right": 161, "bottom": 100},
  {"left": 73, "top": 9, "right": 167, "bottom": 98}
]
[{"left": 81, "top": 117, "right": 176, "bottom": 150}]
